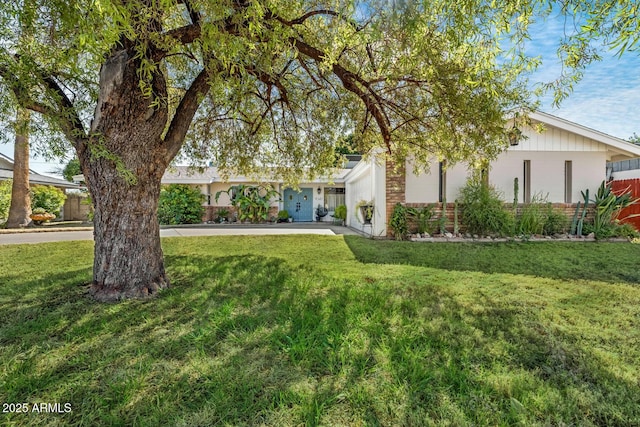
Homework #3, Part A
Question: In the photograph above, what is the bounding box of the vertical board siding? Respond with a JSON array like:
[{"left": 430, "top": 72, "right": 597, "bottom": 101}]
[{"left": 610, "top": 179, "right": 640, "bottom": 230}]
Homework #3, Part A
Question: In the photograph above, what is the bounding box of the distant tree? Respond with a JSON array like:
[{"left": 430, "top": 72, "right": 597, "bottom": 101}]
[
  {"left": 628, "top": 133, "right": 640, "bottom": 146},
  {"left": 61, "top": 157, "right": 82, "bottom": 183}
]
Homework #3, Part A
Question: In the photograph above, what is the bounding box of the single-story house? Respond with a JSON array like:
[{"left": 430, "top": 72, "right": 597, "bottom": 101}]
[
  {"left": 161, "top": 155, "right": 361, "bottom": 222},
  {"left": 74, "top": 111, "right": 640, "bottom": 234},
  {"left": 346, "top": 111, "right": 640, "bottom": 236},
  {"left": 0, "top": 153, "right": 79, "bottom": 190}
]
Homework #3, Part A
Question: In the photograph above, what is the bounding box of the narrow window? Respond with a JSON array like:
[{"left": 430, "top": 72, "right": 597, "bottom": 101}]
[
  {"left": 564, "top": 161, "right": 572, "bottom": 203},
  {"left": 523, "top": 160, "right": 531, "bottom": 203},
  {"left": 438, "top": 161, "right": 447, "bottom": 203}
]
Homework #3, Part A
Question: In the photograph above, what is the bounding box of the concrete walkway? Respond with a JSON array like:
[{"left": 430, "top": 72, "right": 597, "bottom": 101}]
[{"left": 0, "top": 223, "right": 363, "bottom": 245}]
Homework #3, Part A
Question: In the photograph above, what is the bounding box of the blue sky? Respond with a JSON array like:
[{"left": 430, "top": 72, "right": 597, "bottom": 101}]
[
  {"left": 1, "top": 13, "right": 639, "bottom": 177},
  {"left": 526, "top": 13, "right": 640, "bottom": 140}
]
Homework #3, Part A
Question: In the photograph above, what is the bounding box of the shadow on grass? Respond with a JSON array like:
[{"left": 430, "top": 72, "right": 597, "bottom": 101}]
[
  {"left": 1, "top": 252, "right": 639, "bottom": 425},
  {"left": 343, "top": 235, "right": 640, "bottom": 284}
]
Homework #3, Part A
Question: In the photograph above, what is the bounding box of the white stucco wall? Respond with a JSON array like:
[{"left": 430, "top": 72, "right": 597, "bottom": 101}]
[
  {"left": 404, "top": 118, "right": 610, "bottom": 205},
  {"left": 404, "top": 149, "right": 606, "bottom": 204},
  {"left": 490, "top": 151, "right": 605, "bottom": 203}
]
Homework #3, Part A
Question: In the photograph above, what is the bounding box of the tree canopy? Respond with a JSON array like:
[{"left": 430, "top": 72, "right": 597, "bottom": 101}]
[
  {"left": 0, "top": 1, "right": 530, "bottom": 177},
  {"left": 0, "top": 1, "right": 637, "bottom": 177}
]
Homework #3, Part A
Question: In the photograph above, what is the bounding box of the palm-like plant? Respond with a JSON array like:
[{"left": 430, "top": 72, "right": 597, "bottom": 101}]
[
  {"left": 591, "top": 181, "right": 640, "bottom": 239},
  {"left": 215, "top": 185, "right": 280, "bottom": 223}
]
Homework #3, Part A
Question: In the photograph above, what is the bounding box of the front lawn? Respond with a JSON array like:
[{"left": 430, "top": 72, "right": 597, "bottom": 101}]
[{"left": 1, "top": 236, "right": 639, "bottom": 426}]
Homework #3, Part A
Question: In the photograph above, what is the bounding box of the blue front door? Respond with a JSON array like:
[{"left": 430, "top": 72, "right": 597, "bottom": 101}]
[{"left": 283, "top": 188, "right": 314, "bottom": 222}]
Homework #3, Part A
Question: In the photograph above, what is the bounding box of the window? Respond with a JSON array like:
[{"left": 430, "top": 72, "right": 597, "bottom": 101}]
[
  {"left": 438, "top": 161, "right": 447, "bottom": 203},
  {"left": 564, "top": 161, "right": 572, "bottom": 203},
  {"left": 523, "top": 160, "right": 531, "bottom": 203},
  {"left": 324, "top": 187, "right": 345, "bottom": 210}
]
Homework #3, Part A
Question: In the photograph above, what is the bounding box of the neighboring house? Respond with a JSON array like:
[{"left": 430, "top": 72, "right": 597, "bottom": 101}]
[
  {"left": 161, "top": 155, "right": 361, "bottom": 222},
  {"left": 0, "top": 153, "right": 79, "bottom": 190},
  {"left": 345, "top": 111, "right": 640, "bottom": 236}
]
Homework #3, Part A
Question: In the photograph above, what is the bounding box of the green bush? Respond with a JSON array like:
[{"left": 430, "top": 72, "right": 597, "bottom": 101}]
[
  {"left": 517, "top": 197, "right": 569, "bottom": 236},
  {"left": 407, "top": 205, "right": 435, "bottom": 234},
  {"left": 459, "top": 179, "right": 514, "bottom": 236},
  {"left": 517, "top": 197, "right": 546, "bottom": 236},
  {"left": 277, "top": 210, "right": 289, "bottom": 222},
  {"left": 333, "top": 205, "right": 347, "bottom": 221},
  {"left": 389, "top": 203, "right": 409, "bottom": 240},
  {"left": 31, "top": 185, "right": 66, "bottom": 217},
  {"left": 0, "top": 179, "right": 12, "bottom": 222},
  {"left": 543, "top": 204, "right": 569, "bottom": 235},
  {"left": 158, "top": 184, "right": 205, "bottom": 225},
  {"left": 215, "top": 184, "right": 279, "bottom": 223}
]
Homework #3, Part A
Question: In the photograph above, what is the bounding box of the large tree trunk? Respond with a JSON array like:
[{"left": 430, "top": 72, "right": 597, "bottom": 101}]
[
  {"left": 82, "top": 49, "right": 172, "bottom": 302},
  {"left": 6, "top": 108, "right": 32, "bottom": 228},
  {"left": 87, "top": 167, "right": 169, "bottom": 302}
]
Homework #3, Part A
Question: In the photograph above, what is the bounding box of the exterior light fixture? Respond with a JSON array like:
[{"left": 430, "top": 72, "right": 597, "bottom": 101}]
[
  {"left": 508, "top": 126, "right": 521, "bottom": 146},
  {"left": 317, "top": 187, "right": 321, "bottom": 195}
]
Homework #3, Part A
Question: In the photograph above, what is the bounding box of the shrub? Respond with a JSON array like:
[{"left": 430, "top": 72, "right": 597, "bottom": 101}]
[
  {"left": 459, "top": 179, "right": 514, "bottom": 236},
  {"left": 216, "top": 208, "right": 230, "bottom": 223},
  {"left": 590, "top": 181, "right": 639, "bottom": 239},
  {"left": 517, "top": 195, "right": 546, "bottom": 236},
  {"left": 158, "top": 184, "right": 205, "bottom": 225},
  {"left": 613, "top": 222, "right": 640, "bottom": 238},
  {"left": 215, "top": 184, "right": 279, "bottom": 223},
  {"left": 31, "top": 185, "right": 66, "bottom": 217},
  {"left": 333, "top": 205, "right": 347, "bottom": 221},
  {"left": 543, "top": 204, "right": 569, "bottom": 235},
  {"left": 0, "top": 179, "right": 11, "bottom": 223},
  {"left": 389, "top": 203, "right": 409, "bottom": 240},
  {"left": 407, "top": 205, "right": 434, "bottom": 234},
  {"left": 277, "top": 210, "right": 289, "bottom": 222}
]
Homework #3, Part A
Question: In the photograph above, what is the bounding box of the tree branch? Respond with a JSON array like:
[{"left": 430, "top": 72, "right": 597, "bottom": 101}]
[
  {"left": 293, "top": 39, "right": 393, "bottom": 150},
  {"left": 0, "top": 58, "right": 87, "bottom": 149},
  {"left": 163, "top": 67, "right": 211, "bottom": 163}
]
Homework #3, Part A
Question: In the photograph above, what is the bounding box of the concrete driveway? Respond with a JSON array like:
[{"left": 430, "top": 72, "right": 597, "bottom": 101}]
[{"left": 0, "top": 223, "right": 362, "bottom": 245}]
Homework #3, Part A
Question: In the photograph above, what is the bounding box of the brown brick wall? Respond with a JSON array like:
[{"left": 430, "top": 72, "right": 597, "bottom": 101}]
[{"left": 385, "top": 160, "right": 406, "bottom": 237}]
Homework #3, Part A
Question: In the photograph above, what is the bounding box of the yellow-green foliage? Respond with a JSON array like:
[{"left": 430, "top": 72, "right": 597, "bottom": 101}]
[{"left": 0, "top": 179, "right": 11, "bottom": 222}]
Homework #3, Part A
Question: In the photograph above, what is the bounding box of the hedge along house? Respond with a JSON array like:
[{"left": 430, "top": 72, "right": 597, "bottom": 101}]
[
  {"left": 161, "top": 156, "right": 359, "bottom": 222},
  {"left": 344, "top": 111, "right": 640, "bottom": 237}
]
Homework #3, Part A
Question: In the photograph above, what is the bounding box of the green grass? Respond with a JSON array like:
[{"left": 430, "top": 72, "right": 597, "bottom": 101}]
[{"left": 1, "top": 236, "right": 639, "bottom": 426}]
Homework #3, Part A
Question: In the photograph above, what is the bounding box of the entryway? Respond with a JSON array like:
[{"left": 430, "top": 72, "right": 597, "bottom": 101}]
[{"left": 283, "top": 188, "right": 314, "bottom": 222}]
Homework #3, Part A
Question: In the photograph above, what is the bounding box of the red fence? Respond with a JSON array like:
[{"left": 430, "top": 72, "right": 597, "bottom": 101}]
[{"left": 610, "top": 179, "right": 640, "bottom": 230}]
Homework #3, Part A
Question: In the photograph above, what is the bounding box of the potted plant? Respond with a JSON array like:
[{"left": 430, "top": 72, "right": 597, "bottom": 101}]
[
  {"left": 356, "top": 200, "right": 374, "bottom": 225},
  {"left": 30, "top": 207, "right": 56, "bottom": 225},
  {"left": 333, "top": 204, "right": 347, "bottom": 225},
  {"left": 277, "top": 210, "right": 290, "bottom": 223}
]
